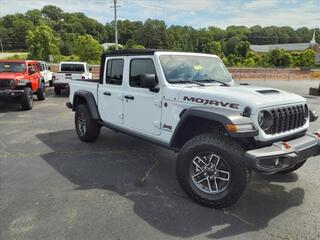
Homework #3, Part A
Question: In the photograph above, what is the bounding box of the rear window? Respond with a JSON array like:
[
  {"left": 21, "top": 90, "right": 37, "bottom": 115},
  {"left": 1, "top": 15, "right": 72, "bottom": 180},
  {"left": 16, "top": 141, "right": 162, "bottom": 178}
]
[
  {"left": 60, "top": 64, "right": 85, "bottom": 72},
  {"left": 0, "top": 62, "right": 26, "bottom": 72}
]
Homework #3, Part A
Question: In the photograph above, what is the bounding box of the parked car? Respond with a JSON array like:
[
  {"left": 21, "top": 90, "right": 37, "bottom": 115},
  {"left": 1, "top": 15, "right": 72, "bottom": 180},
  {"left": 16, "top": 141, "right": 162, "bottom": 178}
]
[
  {"left": 67, "top": 49, "right": 320, "bottom": 208},
  {"left": 0, "top": 60, "right": 46, "bottom": 110},
  {"left": 51, "top": 62, "right": 92, "bottom": 95},
  {"left": 38, "top": 61, "right": 53, "bottom": 85}
]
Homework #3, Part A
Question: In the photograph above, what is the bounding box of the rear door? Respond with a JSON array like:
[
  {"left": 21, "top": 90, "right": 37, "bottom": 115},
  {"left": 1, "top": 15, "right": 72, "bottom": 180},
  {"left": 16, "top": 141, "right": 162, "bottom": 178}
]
[{"left": 98, "top": 58, "right": 125, "bottom": 125}]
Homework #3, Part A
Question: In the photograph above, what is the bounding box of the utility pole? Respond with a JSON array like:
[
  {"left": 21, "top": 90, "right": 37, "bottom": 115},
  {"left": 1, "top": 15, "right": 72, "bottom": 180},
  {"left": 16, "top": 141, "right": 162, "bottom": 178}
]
[
  {"left": 111, "top": 0, "right": 120, "bottom": 50},
  {"left": 0, "top": 39, "right": 3, "bottom": 52}
]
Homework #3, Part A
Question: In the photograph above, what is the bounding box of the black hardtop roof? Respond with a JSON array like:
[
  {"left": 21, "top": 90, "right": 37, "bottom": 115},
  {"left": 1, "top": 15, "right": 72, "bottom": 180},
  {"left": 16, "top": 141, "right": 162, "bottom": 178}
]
[{"left": 102, "top": 49, "right": 171, "bottom": 57}]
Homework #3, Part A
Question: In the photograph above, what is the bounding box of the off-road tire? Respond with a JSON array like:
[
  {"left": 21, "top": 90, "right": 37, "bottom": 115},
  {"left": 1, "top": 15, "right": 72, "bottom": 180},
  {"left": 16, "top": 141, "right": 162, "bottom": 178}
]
[
  {"left": 54, "top": 86, "right": 61, "bottom": 95},
  {"left": 176, "top": 133, "right": 250, "bottom": 209},
  {"left": 37, "top": 82, "right": 46, "bottom": 100},
  {"left": 75, "top": 104, "right": 101, "bottom": 142},
  {"left": 277, "top": 160, "right": 307, "bottom": 174},
  {"left": 20, "top": 87, "right": 33, "bottom": 110}
]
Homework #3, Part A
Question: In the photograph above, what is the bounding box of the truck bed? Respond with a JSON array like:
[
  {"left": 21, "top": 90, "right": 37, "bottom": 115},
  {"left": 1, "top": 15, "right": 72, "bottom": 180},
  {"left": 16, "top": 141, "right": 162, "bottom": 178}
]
[{"left": 69, "top": 79, "right": 100, "bottom": 106}]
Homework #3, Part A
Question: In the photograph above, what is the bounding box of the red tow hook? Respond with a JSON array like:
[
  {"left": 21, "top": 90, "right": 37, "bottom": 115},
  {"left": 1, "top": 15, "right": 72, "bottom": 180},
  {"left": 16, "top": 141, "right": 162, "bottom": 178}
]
[{"left": 282, "top": 142, "right": 291, "bottom": 149}]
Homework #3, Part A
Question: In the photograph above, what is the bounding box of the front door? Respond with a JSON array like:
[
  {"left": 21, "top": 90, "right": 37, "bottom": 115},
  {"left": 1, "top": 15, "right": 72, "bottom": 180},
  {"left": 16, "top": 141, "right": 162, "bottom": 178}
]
[
  {"left": 123, "top": 58, "right": 162, "bottom": 135},
  {"left": 27, "top": 62, "right": 41, "bottom": 90},
  {"left": 98, "top": 58, "right": 124, "bottom": 125}
]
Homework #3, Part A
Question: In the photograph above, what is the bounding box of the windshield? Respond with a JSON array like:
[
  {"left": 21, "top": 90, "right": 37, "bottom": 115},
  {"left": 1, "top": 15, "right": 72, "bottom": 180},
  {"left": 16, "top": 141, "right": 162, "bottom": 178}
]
[
  {"left": 159, "top": 55, "right": 232, "bottom": 83},
  {"left": 60, "top": 64, "right": 84, "bottom": 72},
  {"left": 0, "top": 62, "right": 26, "bottom": 73}
]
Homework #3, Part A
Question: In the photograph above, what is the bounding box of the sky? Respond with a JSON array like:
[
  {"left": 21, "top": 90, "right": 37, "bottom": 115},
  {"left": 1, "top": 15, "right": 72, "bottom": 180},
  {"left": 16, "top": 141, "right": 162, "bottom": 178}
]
[{"left": 0, "top": 0, "right": 319, "bottom": 29}]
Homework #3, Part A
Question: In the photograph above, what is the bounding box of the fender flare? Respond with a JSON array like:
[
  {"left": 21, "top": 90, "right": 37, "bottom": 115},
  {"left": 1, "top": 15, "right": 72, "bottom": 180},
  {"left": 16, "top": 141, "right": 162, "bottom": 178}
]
[
  {"left": 169, "top": 107, "right": 258, "bottom": 148},
  {"left": 72, "top": 90, "right": 101, "bottom": 120}
]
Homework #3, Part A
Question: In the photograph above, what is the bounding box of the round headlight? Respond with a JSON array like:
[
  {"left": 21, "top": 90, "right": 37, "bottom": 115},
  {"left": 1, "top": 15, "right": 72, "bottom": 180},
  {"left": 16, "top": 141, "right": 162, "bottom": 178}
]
[
  {"left": 258, "top": 110, "right": 273, "bottom": 130},
  {"left": 8, "top": 80, "right": 16, "bottom": 89}
]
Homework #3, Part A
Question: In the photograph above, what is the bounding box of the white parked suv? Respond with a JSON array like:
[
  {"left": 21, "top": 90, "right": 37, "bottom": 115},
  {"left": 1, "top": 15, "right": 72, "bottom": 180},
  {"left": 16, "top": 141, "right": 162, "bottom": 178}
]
[
  {"left": 67, "top": 50, "right": 320, "bottom": 208},
  {"left": 38, "top": 61, "right": 53, "bottom": 84},
  {"left": 51, "top": 62, "right": 92, "bottom": 95}
]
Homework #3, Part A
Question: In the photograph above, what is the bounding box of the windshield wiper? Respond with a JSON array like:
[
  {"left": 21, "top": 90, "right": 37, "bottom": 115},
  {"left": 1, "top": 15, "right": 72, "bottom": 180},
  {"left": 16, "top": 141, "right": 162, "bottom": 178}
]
[
  {"left": 172, "top": 80, "right": 205, "bottom": 86},
  {"left": 199, "top": 79, "right": 231, "bottom": 87}
]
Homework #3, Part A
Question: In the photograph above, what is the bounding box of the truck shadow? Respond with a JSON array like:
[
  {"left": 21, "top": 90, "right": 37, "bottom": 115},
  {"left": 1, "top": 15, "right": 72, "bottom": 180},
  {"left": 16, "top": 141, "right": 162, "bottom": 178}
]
[
  {"left": 0, "top": 101, "right": 21, "bottom": 112},
  {"left": 36, "top": 129, "right": 304, "bottom": 239}
]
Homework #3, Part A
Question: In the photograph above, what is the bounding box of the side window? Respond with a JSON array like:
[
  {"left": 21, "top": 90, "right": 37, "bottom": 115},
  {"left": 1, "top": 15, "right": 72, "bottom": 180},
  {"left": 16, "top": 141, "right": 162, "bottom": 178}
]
[
  {"left": 106, "top": 59, "right": 124, "bottom": 85},
  {"left": 130, "top": 59, "right": 156, "bottom": 88},
  {"left": 28, "top": 63, "right": 36, "bottom": 74}
]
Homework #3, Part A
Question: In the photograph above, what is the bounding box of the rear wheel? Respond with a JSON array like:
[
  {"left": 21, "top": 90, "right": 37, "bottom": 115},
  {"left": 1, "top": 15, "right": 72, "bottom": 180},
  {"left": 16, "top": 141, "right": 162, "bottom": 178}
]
[
  {"left": 37, "top": 82, "right": 46, "bottom": 100},
  {"left": 176, "top": 133, "right": 249, "bottom": 209},
  {"left": 75, "top": 104, "right": 101, "bottom": 142},
  {"left": 54, "top": 86, "right": 61, "bottom": 95},
  {"left": 20, "top": 87, "right": 33, "bottom": 110}
]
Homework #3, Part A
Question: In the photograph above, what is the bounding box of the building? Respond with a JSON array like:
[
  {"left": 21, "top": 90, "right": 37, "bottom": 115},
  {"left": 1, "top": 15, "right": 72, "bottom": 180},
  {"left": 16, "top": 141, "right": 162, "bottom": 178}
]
[
  {"left": 102, "top": 43, "right": 123, "bottom": 51},
  {"left": 250, "top": 30, "right": 320, "bottom": 53}
]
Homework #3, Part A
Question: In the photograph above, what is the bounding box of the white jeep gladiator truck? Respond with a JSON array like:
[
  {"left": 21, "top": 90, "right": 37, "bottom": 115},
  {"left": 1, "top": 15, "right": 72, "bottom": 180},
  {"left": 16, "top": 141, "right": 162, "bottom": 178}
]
[
  {"left": 51, "top": 62, "right": 92, "bottom": 95},
  {"left": 67, "top": 50, "right": 320, "bottom": 208}
]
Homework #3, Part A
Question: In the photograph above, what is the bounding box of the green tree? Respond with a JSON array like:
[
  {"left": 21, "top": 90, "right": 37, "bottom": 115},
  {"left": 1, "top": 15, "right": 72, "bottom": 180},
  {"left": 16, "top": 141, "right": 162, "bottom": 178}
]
[
  {"left": 203, "top": 41, "right": 222, "bottom": 56},
  {"left": 26, "top": 24, "right": 60, "bottom": 61},
  {"left": 133, "top": 19, "right": 167, "bottom": 48},
  {"left": 125, "top": 39, "right": 144, "bottom": 49},
  {"left": 267, "top": 48, "right": 292, "bottom": 67},
  {"left": 235, "top": 41, "right": 250, "bottom": 58},
  {"left": 73, "top": 34, "right": 102, "bottom": 62},
  {"left": 294, "top": 50, "right": 316, "bottom": 67},
  {"left": 41, "top": 5, "right": 63, "bottom": 22}
]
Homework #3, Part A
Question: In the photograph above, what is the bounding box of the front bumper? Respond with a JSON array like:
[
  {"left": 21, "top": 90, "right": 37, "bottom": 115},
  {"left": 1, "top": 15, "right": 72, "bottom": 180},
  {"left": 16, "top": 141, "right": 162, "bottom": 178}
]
[
  {"left": 245, "top": 131, "right": 320, "bottom": 173},
  {"left": 0, "top": 89, "right": 24, "bottom": 98}
]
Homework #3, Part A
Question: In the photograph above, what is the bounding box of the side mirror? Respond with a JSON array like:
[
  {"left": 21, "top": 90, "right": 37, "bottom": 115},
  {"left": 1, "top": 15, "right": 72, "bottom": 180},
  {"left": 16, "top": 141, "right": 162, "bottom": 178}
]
[
  {"left": 139, "top": 74, "right": 158, "bottom": 91},
  {"left": 29, "top": 68, "right": 35, "bottom": 75},
  {"left": 48, "top": 66, "right": 51, "bottom": 70},
  {"left": 89, "top": 67, "right": 92, "bottom": 72}
]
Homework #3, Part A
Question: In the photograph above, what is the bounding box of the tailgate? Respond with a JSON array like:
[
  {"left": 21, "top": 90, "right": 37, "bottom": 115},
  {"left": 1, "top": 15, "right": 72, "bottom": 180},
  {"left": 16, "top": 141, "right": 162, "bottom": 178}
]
[{"left": 62, "top": 73, "right": 83, "bottom": 80}]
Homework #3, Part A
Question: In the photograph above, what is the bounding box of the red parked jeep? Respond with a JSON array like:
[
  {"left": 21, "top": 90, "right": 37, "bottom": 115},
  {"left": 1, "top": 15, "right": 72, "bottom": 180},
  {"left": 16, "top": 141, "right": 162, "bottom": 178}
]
[{"left": 0, "top": 60, "right": 46, "bottom": 110}]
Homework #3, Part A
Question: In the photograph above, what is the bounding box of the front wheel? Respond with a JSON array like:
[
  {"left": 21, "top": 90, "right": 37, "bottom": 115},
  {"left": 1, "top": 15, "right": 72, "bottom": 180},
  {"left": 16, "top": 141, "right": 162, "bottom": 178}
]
[
  {"left": 75, "top": 104, "right": 101, "bottom": 142},
  {"left": 176, "top": 133, "right": 249, "bottom": 209},
  {"left": 20, "top": 87, "right": 33, "bottom": 110},
  {"left": 37, "top": 82, "right": 46, "bottom": 100}
]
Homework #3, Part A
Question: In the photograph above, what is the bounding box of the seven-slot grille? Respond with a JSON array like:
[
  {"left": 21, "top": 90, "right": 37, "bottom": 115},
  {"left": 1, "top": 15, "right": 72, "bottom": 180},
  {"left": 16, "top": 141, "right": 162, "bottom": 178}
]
[
  {"left": 264, "top": 104, "right": 307, "bottom": 135},
  {"left": 0, "top": 79, "right": 15, "bottom": 90}
]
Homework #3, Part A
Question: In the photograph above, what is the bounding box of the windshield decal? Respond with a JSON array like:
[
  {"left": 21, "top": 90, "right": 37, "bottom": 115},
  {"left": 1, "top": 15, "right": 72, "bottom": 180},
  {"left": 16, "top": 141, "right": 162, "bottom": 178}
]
[{"left": 183, "top": 96, "right": 239, "bottom": 109}]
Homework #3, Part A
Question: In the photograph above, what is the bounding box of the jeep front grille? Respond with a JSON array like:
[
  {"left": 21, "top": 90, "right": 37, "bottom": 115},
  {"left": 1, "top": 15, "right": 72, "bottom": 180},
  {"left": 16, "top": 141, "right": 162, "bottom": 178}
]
[
  {"left": 264, "top": 105, "right": 307, "bottom": 135},
  {"left": 0, "top": 79, "right": 15, "bottom": 90}
]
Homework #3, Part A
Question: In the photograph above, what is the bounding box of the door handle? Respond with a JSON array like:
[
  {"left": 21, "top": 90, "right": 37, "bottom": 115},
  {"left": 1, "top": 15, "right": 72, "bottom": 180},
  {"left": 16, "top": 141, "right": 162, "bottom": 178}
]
[
  {"left": 124, "top": 95, "right": 134, "bottom": 100},
  {"left": 103, "top": 91, "right": 111, "bottom": 96}
]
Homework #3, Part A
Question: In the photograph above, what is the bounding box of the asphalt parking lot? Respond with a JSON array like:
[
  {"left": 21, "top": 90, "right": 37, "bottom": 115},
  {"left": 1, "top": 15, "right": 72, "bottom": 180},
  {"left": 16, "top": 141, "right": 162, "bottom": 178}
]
[{"left": 1, "top": 80, "right": 320, "bottom": 240}]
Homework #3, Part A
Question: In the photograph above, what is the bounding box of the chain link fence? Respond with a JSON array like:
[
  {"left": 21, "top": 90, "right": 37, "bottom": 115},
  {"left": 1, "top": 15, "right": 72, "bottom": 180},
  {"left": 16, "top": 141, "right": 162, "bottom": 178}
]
[{"left": 48, "top": 64, "right": 320, "bottom": 81}]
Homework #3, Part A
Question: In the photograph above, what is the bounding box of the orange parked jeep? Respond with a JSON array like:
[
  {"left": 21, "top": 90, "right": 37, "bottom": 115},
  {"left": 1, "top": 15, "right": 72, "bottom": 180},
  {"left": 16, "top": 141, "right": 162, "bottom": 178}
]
[{"left": 0, "top": 60, "right": 46, "bottom": 110}]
